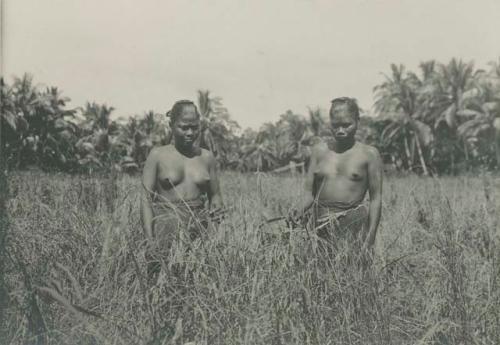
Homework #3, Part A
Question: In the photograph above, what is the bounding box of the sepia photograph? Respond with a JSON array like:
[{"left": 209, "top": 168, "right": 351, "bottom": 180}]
[{"left": 1, "top": 0, "right": 500, "bottom": 344}]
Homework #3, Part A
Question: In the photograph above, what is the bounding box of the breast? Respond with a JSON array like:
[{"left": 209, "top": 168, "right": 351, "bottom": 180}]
[
  {"left": 189, "top": 170, "right": 210, "bottom": 186},
  {"left": 315, "top": 158, "right": 340, "bottom": 178},
  {"left": 157, "top": 170, "right": 184, "bottom": 190},
  {"left": 184, "top": 157, "right": 211, "bottom": 186},
  {"left": 349, "top": 171, "right": 365, "bottom": 181}
]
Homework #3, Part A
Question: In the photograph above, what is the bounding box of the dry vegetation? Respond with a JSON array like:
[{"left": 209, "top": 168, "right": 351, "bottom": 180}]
[{"left": 3, "top": 172, "right": 500, "bottom": 344}]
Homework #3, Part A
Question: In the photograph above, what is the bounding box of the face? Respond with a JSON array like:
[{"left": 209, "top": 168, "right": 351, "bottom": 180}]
[
  {"left": 172, "top": 105, "right": 200, "bottom": 147},
  {"left": 329, "top": 109, "right": 358, "bottom": 141}
]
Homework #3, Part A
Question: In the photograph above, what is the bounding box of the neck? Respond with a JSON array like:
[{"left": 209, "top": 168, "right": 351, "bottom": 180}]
[
  {"left": 330, "top": 137, "right": 355, "bottom": 153},
  {"left": 174, "top": 140, "right": 196, "bottom": 157}
]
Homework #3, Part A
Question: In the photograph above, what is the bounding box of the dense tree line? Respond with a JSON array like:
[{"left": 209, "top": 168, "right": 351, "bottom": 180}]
[{"left": 2, "top": 58, "right": 500, "bottom": 175}]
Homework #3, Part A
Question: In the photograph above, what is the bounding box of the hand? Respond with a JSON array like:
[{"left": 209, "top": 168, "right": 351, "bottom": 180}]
[
  {"left": 359, "top": 241, "right": 374, "bottom": 267},
  {"left": 286, "top": 208, "right": 303, "bottom": 228},
  {"left": 209, "top": 207, "right": 226, "bottom": 224}
]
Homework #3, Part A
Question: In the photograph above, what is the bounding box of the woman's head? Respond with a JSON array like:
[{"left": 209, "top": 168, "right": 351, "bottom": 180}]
[
  {"left": 329, "top": 97, "right": 360, "bottom": 141},
  {"left": 167, "top": 100, "right": 201, "bottom": 148}
]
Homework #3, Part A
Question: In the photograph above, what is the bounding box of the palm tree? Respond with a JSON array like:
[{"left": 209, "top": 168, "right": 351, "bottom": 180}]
[
  {"left": 237, "top": 123, "right": 280, "bottom": 172},
  {"left": 274, "top": 110, "right": 310, "bottom": 165},
  {"left": 1, "top": 77, "right": 28, "bottom": 168},
  {"left": 228, "top": 128, "right": 258, "bottom": 171},
  {"left": 75, "top": 102, "right": 116, "bottom": 170},
  {"left": 1, "top": 74, "right": 78, "bottom": 170},
  {"left": 423, "top": 58, "right": 500, "bottom": 170},
  {"left": 487, "top": 58, "right": 500, "bottom": 166},
  {"left": 196, "top": 90, "right": 239, "bottom": 167},
  {"left": 374, "top": 64, "right": 434, "bottom": 175},
  {"left": 35, "top": 86, "right": 78, "bottom": 169},
  {"left": 307, "top": 107, "right": 328, "bottom": 140},
  {"left": 115, "top": 111, "right": 170, "bottom": 172},
  {"left": 80, "top": 102, "right": 115, "bottom": 132},
  {"left": 436, "top": 59, "right": 478, "bottom": 128},
  {"left": 455, "top": 71, "right": 500, "bottom": 167}
]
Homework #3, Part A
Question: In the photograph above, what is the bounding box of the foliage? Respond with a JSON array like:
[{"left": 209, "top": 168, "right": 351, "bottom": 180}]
[
  {"left": 3, "top": 56, "right": 500, "bottom": 175},
  {"left": 374, "top": 59, "right": 500, "bottom": 174},
  {"left": 1, "top": 74, "right": 79, "bottom": 170}
]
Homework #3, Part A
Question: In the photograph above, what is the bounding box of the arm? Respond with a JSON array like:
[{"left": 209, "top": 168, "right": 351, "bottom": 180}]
[
  {"left": 141, "top": 148, "right": 158, "bottom": 242},
  {"left": 298, "top": 144, "right": 322, "bottom": 215},
  {"left": 207, "top": 153, "right": 224, "bottom": 212},
  {"left": 364, "top": 147, "right": 383, "bottom": 249}
]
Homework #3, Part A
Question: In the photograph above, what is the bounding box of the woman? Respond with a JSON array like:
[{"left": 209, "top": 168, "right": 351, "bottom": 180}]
[
  {"left": 290, "top": 97, "right": 382, "bottom": 258},
  {"left": 141, "top": 100, "right": 224, "bottom": 257}
]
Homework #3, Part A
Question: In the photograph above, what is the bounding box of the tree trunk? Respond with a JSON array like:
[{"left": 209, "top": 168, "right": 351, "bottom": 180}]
[
  {"left": 451, "top": 151, "right": 456, "bottom": 175},
  {"left": 493, "top": 118, "right": 500, "bottom": 168},
  {"left": 0, "top": 115, "right": 9, "bottom": 341},
  {"left": 404, "top": 137, "right": 412, "bottom": 171},
  {"left": 464, "top": 140, "right": 469, "bottom": 163},
  {"left": 414, "top": 134, "right": 429, "bottom": 176},
  {"left": 495, "top": 129, "right": 500, "bottom": 168}
]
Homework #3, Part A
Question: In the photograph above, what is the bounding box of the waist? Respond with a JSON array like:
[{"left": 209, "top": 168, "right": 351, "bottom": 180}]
[
  {"left": 152, "top": 198, "right": 205, "bottom": 213},
  {"left": 316, "top": 198, "right": 365, "bottom": 213},
  {"left": 315, "top": 203, "right": 368, "bottom": 230}
]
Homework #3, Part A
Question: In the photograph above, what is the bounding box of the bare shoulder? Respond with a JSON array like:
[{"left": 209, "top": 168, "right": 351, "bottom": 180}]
[
  {"left": 148, "top": 145, "right": 172, "bottom": 160},
  {"left": 311, "top": 141, "right": 329, "bottom": 161},
  {"left": 200, "top": 148, "right": 217, "bottom": 165},
  {"left": 145, "top": 146, "right": 160, "bottom": 162},
  {"left": 357, "top": 142, "right": 382, "bottom": 166}
]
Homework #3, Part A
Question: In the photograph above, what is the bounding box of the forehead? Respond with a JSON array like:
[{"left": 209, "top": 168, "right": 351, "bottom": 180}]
[
  {"left": 330, "top": 110, "right": 356, "bottom": 123},
  {"left": 177, "top": 105, "right": 199, "bottom": 123}
]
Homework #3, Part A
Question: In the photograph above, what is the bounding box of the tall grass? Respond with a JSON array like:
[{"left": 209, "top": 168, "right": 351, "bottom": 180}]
[{"left": 3, "top": 171, "right": 500, "bottom": 344}]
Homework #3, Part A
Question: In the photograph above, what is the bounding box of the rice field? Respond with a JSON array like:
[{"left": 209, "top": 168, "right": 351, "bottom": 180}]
[{"left": 2, "top": 171, "right": 500, "bottom": 344}]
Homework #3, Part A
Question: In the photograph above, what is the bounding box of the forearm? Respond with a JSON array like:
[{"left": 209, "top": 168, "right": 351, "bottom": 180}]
[
  {"left": 209, "top": 193, "right": 224, "bottom": 209},
  {"left": 366, "top": 197, "right": 382, "bottom": 246},
  {"left": 140, "top": 196, "right": 154, "bottom": 241},
  {"left": 299, "top": 193, "right": 315, "bottom": 214}
]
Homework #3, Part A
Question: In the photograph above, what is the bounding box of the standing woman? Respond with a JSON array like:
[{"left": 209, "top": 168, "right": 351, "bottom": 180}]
[
  {"left": 291, "top": 97, "right": 383, "bottom": 259},
  {"left": 141, "top": 100, "right": 224, "bottom": 255}
]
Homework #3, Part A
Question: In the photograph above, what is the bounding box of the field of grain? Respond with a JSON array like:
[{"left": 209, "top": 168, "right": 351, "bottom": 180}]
[{"left": 3, "top": 172, "right": 500, "bottom": 344}]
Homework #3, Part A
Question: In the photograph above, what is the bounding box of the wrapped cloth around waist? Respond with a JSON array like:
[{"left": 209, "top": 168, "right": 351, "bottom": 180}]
[
  {"left": 314, "top": 200, "right": 368, "bottom": 237},
  {"left": 152, "top": 198, "right": 205, "bottom": 216},
  {"left": 316, "top": 198, "right": 365, "bottom": 212},
  {"left": 152, "top": 198, "right": 208, "bottom": 233}
]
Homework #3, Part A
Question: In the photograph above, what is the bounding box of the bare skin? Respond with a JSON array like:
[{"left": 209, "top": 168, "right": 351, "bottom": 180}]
[
  {"left": 293, "top": 107, "right": 383, "bottom": 251},
  {"left": 141, "top": 105, "right": 224, "bottom": 243}
]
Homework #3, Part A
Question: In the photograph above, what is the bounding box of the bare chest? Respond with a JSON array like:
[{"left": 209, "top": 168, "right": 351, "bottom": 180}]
[
  {"left": 315, "top": 151, "right": 367, "bottom": 182},
  {"left": 156, "top": 155, "right": 210, "bottom": 189}
]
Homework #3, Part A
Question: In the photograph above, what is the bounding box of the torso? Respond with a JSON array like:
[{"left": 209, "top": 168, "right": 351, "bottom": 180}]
[
  {"left": 313, "top": 141, "right": 372, "bottom": 214},
  {"left": 153, "top": 145, "right": 211, "bottom": 202}
]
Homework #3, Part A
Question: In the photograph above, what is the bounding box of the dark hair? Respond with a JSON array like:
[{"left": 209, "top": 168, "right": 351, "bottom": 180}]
[
  {"left": 329, "top": 97, "right": 360, "bottom": 121},
  {"left": 166, "top": 100, "right": 200, "bottom": 125}
]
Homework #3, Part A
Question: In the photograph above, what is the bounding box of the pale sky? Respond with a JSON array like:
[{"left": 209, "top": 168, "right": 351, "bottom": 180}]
[{"left": 3, "top": 0, "right": 500, "bottom": 129}]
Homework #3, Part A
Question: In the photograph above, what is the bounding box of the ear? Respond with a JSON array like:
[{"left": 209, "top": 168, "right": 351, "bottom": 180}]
[{"left": 166, "top": 111, "right": 173, "bottom": 128}]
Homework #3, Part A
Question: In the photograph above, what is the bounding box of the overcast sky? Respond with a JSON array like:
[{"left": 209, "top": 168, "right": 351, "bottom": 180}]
[{"left": 3, "top": 0, "right": 500, "bottom": 129}]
